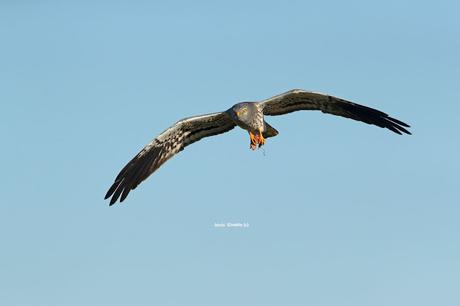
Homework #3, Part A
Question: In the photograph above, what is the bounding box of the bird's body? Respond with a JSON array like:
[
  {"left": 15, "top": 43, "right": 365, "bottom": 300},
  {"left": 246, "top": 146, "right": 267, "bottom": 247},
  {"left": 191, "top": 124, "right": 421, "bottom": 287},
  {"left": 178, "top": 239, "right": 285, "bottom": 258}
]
[
  {"left": 228, "top": 102, "right": 276, "bottom": 149},
  {"left": 105, "top": 89, "right": 411, "bottom": 205}
]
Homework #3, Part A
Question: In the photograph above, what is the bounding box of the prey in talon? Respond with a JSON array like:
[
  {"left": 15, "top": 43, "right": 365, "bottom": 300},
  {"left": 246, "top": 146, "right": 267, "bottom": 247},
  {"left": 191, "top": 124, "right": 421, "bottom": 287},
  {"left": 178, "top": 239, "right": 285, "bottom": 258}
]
[
  {"left": 231, "top": 102, "right": 278, "bottom": 151},
  {"left": 249, "top": 130, "right": 266, "bottom": 150}
]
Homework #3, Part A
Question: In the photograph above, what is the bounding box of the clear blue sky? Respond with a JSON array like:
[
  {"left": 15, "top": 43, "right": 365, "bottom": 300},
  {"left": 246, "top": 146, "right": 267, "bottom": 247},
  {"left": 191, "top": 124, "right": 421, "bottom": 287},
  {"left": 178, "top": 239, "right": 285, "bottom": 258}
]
[{"left": 1, "top": 1, "right": 459, "bottom": 305}]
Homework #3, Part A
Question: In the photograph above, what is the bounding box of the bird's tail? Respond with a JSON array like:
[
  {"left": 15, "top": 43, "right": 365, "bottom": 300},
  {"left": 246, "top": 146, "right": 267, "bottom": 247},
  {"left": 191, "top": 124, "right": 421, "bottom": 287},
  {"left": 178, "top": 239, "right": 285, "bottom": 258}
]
[{"left": 263, "top": 122, "right": 279, "bottom": 138}]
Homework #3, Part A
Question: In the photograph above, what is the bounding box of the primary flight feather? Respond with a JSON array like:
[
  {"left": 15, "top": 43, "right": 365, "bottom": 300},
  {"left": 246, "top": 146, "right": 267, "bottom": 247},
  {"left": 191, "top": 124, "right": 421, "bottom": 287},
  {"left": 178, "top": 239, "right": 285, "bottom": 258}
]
[{"left": 105, "top": 89, "right": 411, "bottom": 205}]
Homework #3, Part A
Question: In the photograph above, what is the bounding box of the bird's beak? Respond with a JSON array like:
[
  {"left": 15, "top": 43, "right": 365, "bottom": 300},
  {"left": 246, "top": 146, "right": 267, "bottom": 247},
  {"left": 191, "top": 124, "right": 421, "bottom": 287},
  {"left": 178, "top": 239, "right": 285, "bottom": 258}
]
[{"left": 235, "top": 111, "right": 240, "bottom": 117}]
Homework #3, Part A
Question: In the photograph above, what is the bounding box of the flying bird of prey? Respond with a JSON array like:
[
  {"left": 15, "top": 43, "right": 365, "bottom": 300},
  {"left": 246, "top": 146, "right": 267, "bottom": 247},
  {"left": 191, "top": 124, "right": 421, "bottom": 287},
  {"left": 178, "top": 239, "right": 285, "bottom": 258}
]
[{"left": 105, "top": 89, "right": 411, "bottom": 205}]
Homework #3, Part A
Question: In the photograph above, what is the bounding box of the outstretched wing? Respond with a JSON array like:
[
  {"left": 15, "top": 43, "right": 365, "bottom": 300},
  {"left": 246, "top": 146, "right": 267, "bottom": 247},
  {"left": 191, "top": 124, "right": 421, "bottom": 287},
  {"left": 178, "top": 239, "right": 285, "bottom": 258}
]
[
  {"left": 105, "top": 112, "right": 235, "bottom": 205},
  {"left": 258, "top": 89, "right": 411, "bottom": 135}
]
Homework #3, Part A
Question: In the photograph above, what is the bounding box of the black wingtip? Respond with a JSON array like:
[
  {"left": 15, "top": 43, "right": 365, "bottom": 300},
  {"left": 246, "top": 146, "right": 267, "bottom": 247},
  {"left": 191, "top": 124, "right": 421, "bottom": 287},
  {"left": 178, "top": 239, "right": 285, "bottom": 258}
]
[
  {"left": 105, "top": 182, "right": 119, "bottom": 205},
  {"left": 382, "top": 115, "right": 411, "bottom": 135},
  {"left": 105, "top": 180, "right": 124, "bottom": 206},
  {"left": 400, "top": 128, "right": 412, "bottom": 135},
  {"left": 386, "top": 116, "right": 412, "bottom": 134},
  {"left": 109, "top": 195, "right": 118, "bottom": 206}
]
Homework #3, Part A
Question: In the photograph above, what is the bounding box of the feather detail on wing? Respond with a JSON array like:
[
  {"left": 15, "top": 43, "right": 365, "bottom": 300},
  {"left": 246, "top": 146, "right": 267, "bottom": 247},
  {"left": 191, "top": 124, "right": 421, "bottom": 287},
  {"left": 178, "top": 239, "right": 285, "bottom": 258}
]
[
  {"left": 258, "top": 89, "right": 411, "bottom": 135},
  {"left": 105, "top": 112, "right": 235, "bottom": 205}
]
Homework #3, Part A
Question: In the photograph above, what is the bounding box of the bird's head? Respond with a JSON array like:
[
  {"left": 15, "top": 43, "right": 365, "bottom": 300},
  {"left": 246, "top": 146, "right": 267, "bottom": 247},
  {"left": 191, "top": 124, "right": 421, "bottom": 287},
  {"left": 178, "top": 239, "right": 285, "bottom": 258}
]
[{"left": 230, "top": 102, "right": 253, "bottom": 122}]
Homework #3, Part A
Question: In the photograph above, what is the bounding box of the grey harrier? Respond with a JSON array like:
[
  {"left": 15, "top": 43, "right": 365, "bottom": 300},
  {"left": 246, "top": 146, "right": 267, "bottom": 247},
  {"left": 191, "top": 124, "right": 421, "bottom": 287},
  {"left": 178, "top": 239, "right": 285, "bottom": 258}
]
[{"left": 105, "top": 89, "right": 411, "bottom": 205}]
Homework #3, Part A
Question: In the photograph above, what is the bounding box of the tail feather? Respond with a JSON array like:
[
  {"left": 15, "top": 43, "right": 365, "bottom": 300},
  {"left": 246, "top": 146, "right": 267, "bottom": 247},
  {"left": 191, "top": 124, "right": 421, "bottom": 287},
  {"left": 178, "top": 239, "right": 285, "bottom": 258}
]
[{"left": 263, "top": 122, "right": 279, "bottom": 138}]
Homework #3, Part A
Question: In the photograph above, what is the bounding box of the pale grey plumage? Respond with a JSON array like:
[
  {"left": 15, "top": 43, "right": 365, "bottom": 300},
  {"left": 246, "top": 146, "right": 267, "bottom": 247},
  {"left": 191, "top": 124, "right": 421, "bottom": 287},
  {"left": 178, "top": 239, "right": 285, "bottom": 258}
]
[{"left": 105, "top": 89, "right": 411, "bottom": 205}]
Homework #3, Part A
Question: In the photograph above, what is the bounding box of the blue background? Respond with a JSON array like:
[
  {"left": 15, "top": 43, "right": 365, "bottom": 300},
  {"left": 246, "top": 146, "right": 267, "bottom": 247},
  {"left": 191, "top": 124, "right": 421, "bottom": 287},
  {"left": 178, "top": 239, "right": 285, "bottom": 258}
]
[{"left": 1, "top": 1, "right": 459, "bottom": 305}]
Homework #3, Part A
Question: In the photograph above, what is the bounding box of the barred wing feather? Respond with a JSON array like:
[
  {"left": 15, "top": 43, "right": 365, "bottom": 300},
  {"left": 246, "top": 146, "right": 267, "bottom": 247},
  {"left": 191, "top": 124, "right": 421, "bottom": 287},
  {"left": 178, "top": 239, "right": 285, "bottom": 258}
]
[
  {"left": 259, "top": 89, "right": 411, "bottom": 135},
  {"left": 105, "top": 112, "right": 235, "bottom": 205}
]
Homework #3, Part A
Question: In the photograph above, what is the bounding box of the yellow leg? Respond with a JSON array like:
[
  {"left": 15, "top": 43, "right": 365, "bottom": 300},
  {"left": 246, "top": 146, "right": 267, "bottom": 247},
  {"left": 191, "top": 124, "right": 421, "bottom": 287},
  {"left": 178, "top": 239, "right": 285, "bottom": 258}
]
[
  {"left": 258, "top": 129, "right": 266, "bottom": 147},
  {"left": 249, "top": 132, "right": 257, "bottom": 150},
  {"left": 249, "top": 130, "right": 266, "bottom": 150}
]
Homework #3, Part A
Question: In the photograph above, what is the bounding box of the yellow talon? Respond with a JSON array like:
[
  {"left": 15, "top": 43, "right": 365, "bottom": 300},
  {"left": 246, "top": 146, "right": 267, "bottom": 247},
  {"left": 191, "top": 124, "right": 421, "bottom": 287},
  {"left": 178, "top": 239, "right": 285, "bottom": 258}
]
[
  {"left": 249, "top": 130, "right": 265, "bottom": 150},
  {"left": 249, "top": 132, "right": 257, "bottom": 150},
  {"left": 258, "top": 129, "right": 265, "bottom": 146}
]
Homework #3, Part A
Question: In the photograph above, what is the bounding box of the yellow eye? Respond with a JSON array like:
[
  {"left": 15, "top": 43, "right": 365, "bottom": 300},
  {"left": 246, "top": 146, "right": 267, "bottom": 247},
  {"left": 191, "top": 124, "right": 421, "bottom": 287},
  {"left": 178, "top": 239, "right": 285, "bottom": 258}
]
[{"left": 236, "top": 108, "right": 247, "bottom": 117}]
